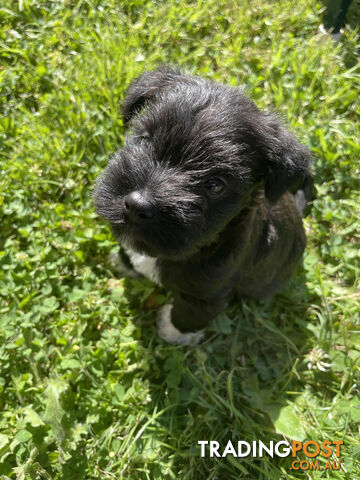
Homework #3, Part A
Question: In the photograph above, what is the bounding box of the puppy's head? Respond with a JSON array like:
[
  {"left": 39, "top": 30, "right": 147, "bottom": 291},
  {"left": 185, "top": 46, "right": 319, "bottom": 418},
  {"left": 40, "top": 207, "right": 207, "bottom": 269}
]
[{"left": 95, "top": 66, "right": 312, "bottom": 260}]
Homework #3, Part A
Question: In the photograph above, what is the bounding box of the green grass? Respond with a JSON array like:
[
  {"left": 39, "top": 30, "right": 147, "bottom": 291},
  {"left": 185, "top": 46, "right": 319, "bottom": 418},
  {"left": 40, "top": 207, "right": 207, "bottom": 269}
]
[{"left": 1, "top": 0, "right": 359, "bottom": 478}]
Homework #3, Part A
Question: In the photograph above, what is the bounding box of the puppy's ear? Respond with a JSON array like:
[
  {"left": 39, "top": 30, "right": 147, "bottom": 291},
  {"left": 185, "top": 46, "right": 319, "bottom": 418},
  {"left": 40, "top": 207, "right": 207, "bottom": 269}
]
[
  {"left": 122, "top": 66, "right": 182, "bottom": 125},
  {"left": 259, "top": 115, "right": 313, "bottom": 204}
]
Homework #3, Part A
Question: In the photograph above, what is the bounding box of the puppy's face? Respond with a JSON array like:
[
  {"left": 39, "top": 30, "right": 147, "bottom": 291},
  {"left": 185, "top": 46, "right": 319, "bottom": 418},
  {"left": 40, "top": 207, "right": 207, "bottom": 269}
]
[{"left": 95, "top": 67, "right": 311, "bottom": 260}]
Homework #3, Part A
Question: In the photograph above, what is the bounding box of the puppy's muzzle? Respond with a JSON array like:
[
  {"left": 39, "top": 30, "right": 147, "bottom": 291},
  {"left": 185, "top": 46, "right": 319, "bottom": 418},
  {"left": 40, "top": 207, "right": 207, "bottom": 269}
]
[{"left": 124, "top": 191, "right": 155, "bottom": 223}]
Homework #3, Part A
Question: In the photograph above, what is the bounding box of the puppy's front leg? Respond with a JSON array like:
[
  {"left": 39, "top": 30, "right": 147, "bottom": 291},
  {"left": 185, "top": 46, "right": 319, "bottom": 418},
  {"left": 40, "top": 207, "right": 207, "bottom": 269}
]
[{"left": 157, "top": 293, "right": 228, "bottom": 345}]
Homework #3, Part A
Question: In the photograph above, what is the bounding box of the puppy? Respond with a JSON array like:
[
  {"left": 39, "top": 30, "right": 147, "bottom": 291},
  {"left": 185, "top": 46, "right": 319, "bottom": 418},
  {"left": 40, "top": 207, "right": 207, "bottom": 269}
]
[{"left": 94, "top": 66, "right": 314, "bottom": 345}]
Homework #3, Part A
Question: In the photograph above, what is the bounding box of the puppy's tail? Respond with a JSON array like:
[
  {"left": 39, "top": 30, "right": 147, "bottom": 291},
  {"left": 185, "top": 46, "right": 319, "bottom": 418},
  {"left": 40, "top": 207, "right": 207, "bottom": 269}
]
[{"left": 294, "top": 176, "right": 316, "bottom": 217}]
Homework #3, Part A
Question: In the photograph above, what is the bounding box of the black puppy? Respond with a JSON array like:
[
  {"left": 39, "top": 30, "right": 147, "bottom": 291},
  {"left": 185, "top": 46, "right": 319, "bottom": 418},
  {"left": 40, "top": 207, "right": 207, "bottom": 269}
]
[{"left": 95, "top": 66, "right": 313, "bottom": 345}]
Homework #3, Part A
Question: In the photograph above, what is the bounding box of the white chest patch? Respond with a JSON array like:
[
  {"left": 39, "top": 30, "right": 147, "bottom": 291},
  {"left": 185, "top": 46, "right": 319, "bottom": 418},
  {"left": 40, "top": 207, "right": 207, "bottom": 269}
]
[{"left": 124, "top": 247, "right": 161, "bottom": 285}]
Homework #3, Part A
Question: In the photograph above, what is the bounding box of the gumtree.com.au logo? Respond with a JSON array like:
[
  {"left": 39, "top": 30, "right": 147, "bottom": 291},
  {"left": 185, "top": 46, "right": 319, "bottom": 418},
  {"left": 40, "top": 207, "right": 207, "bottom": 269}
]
[{"left": 197, "top": 440, "right": 343, "bottom": 472}]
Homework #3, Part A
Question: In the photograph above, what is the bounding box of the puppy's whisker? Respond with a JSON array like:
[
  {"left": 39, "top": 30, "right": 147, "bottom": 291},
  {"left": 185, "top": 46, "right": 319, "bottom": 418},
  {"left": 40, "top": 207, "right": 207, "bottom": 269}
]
[{"left": 111, "top": 219, "right": 127, "bottom": 225}]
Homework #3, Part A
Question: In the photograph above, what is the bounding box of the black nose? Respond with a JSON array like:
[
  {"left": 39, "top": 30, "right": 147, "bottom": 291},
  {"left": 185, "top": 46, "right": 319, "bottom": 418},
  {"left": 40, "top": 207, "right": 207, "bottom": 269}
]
[{"left": 124, "top": 191, "right": 155, "bottom": 221}]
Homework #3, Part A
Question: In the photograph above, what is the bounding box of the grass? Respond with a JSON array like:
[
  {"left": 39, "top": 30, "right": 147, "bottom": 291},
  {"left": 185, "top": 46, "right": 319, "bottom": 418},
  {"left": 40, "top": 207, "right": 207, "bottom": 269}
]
[{"left": 0, "top": 0, "right": 359, "bottom": 478}]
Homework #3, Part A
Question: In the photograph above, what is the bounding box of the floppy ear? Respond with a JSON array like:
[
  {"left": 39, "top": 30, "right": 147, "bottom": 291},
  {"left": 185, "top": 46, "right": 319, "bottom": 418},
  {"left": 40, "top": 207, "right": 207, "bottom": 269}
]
[
  {"left": 259, "top": 114, "right": 313, "bottom": 204},
  {"left": 122, "top": 66, "right": 182, "bottom": 125}
]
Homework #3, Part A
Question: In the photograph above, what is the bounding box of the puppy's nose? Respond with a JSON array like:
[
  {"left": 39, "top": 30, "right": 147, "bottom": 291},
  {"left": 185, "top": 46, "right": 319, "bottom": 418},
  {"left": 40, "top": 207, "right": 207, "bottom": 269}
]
[{"left": 124, "top": 191, "right": 155, "bottom": 221}]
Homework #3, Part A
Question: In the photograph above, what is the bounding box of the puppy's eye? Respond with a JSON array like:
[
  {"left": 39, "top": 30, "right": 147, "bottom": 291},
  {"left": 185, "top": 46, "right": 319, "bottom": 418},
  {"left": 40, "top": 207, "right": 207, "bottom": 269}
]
[
  {"left": 206, "top": 177, "right": 226, "bottom": 195},
  {"left": 138, "top": 132, "right": 150, "bottom": 141}
]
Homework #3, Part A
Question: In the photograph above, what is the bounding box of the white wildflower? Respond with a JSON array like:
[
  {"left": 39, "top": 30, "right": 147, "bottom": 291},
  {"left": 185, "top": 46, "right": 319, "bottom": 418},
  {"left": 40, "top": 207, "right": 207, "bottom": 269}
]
[{"left": 305, "top": 347, "right": 332, "bottom": 372}]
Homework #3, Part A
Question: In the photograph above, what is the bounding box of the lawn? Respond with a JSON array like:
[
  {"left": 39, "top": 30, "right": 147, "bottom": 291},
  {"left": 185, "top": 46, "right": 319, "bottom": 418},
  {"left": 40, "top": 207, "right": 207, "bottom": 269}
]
[{"left": 0, "top": 0, "right": 359, "bottom": 478}]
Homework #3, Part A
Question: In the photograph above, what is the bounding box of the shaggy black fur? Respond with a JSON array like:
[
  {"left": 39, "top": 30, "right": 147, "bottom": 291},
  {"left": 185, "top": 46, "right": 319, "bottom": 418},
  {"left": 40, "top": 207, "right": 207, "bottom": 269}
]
[{"left": 94, "top": 66, "right": 314, "bottom": 334}]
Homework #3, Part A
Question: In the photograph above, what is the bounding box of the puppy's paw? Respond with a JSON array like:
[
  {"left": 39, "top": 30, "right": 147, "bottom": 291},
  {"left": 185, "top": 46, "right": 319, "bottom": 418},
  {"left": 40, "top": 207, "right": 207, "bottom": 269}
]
[{"left": 157, "top": 304, "right": 204, "bottom": 346}]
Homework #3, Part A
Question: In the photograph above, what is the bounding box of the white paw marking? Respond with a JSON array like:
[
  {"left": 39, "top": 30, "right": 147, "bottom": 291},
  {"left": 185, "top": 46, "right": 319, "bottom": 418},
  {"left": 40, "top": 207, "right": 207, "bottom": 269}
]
[
  {"left": 123, "top": 247, "right": 161, "bottom": 285},
  {"left": 156, "top": 304, "right": 204, "bottom": 346}
]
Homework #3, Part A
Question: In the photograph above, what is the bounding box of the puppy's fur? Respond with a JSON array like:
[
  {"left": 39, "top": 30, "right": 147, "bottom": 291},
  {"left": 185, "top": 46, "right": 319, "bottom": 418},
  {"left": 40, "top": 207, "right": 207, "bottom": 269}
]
[{"left": 95, "top": 66, "right": 314, "bottom": 344}]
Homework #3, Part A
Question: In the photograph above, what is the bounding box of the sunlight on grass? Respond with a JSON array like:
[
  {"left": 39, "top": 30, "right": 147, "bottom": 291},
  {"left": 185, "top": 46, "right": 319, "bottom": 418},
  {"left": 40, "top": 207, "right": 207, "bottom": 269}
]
[{"left": 0, "top": 0, "right": 359, "bottom": 478}]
